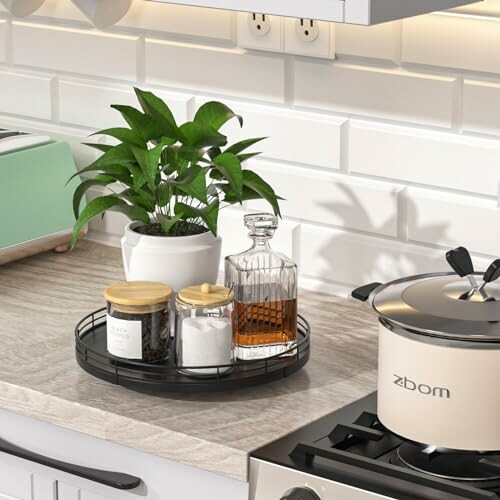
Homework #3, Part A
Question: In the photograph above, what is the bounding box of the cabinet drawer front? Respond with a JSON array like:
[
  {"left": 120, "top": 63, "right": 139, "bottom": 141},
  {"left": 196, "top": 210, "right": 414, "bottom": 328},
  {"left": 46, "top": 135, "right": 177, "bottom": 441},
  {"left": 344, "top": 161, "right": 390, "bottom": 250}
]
[{"left": 0, "top": 410, "right": 248, "bottom": 500}]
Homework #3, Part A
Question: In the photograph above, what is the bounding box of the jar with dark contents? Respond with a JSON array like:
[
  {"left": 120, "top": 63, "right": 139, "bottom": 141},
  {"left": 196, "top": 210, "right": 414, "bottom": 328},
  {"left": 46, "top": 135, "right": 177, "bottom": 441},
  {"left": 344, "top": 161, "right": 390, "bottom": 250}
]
[{"left": 104, "top": 281, "right": 173, "bottom": 363}]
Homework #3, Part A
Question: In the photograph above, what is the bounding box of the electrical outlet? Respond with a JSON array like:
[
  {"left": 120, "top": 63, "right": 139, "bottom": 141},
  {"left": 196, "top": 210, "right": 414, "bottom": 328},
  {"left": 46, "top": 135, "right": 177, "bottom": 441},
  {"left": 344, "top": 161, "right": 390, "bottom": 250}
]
[
  {"left": 237, "top": 12, "right": 283, "bottom": 52},
  {"left": 248, "top": 13, "right": 271, "bottom": 36},
  {"left": 284, "top": 17, "right": 335, "bottom": 59},
  {"left": 296, "top": 18, "right": 320, "bottom": 42}
]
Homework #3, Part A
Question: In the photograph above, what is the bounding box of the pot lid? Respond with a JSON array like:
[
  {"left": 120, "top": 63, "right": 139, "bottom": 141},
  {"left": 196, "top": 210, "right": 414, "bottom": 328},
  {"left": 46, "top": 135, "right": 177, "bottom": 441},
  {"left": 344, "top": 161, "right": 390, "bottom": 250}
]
[
  {"left": 372, "top": 272, "right": 500, "bottom": 342},
  {"left": 177, "top": 283, "right": 234, "bottom": 307},
  {"left": 104, "top": 281, "right": 173, "bottom": 306}
]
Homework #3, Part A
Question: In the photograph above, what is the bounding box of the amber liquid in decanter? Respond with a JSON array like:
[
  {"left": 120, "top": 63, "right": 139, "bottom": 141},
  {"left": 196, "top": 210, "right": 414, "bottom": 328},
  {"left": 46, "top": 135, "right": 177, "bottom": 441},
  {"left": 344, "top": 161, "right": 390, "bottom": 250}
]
[{"left": 233, "top": 297, "right": 297, "bottom": 348}]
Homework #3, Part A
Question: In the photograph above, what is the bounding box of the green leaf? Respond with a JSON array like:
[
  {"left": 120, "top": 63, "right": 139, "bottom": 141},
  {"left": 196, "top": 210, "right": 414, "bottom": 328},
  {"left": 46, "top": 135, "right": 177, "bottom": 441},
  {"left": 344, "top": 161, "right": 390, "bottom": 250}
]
[
  {"left": 194, "top": 101, "right": 243, "bottom": 130},
  {"left": 237, "top": 152, "right": 261, "bottom": 163},
  {"left": 212, "top": 152, "right": 243, "bottom": 198},
  {"left": 71, "top": 195, "right": 148, "bottom": 249},
  {"left": 67, "top": 159, "right": 133, "bottom": 185},
  {"left": 241, "top": 170, "right": 281, "bottom": 216},
  {"left": 157, "top": 213, "right": 182, "bottom": 235},
  {"left": 134, "top": 88, "right": 178, "bottom": 139},
  {"left": 178, "top": 121, "right": 227, "bottom": 148},
  {"left": 207, "top": 147, "right": 221, "bottom": 160},
  {"left": 126, "top": 164, "right": 147, "bottom": 190},
  {"left": 131, "top": 141, "right": 167, "bottom": 190},
  {"left": 68, "top": 144, "right": 136, "bottom": 184},
  {"left": 91, "top": 128, "right": 145, "bottom": 148},
  {"left": 225, "top": 137, "right": 266, "bottom": 155},
  {"left": 157, "top": 182, "right": 173, "bottom": 207},
  {"left": 174, "top": 165, "right": 208, "bottom": 204},
  {"left": 110, "top": 203, "right": 150, "bottom": 225},
  {"left": 72, "top": 176, "right": 115, "bottom": 219},
  {"left": 175, "top": 199, "right": 220, "bottom": 236},
  {"left": 111, "top": 105, "right": 170, "bottom": 143},
  {"left": 121, "top": 188, "right": 156, "bottom": 212},
  {"left": 83, "top": 143, "right": 113, "bottom": 153}
]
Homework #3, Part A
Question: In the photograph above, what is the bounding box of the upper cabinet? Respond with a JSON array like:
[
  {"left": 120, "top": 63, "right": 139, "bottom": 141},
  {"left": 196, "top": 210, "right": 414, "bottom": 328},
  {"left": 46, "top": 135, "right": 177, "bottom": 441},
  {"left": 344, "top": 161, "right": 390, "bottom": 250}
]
[{"left": 149, "top": 0, "right": 480, "bottom": 25}]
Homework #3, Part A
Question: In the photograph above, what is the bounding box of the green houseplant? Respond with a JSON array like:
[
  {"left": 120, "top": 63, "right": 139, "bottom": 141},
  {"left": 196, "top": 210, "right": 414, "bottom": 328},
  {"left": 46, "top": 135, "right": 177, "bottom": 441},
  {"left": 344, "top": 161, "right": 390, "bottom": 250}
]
[{"left": 71, "top": 88, "right": 282, "bottom": 289}]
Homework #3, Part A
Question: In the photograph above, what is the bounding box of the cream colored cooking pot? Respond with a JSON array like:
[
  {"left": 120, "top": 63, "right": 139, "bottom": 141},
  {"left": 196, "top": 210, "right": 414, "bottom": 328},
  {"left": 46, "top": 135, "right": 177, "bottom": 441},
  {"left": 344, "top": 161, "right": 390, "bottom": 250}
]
[{"left": 353, "top": 272, "right": 500, "bottom": 452}]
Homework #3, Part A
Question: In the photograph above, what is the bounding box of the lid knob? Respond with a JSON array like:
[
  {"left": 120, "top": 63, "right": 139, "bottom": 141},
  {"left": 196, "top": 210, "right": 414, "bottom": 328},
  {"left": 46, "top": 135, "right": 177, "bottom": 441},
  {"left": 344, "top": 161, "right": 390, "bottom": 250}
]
[
  {"left": 201, "top": 283, "right": 213, "bottom": 294},
  {"left": 446, "top": 246, "right": 474, "bottom": 277}
]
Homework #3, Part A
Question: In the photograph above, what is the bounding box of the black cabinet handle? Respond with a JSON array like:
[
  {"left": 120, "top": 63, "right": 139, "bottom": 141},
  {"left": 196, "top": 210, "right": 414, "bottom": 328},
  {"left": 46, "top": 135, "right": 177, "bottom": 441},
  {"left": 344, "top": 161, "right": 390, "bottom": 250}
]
[{"left": 0, "top": 437, "right": 141, "bottom": 490}]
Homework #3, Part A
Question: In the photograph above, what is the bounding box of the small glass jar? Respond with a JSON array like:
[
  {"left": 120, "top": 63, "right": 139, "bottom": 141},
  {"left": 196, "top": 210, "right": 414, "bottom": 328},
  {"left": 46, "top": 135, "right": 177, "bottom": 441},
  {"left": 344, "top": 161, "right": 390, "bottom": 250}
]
[
  {"left": 176, "top": 283, "right": 234, "bottom": 377},
  {"left": 104, "top": 281, "right": 173, "bottom": 363}
]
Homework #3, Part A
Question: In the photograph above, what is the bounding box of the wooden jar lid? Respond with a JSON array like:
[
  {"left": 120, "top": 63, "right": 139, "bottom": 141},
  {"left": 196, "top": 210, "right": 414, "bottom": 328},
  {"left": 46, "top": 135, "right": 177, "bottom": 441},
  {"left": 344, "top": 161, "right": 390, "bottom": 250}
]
[
  {"left": 104, "top": 281, "right": 173, "bottom": 306},
  {"left": 177, "top": 283, "right": 234, "bottom": 307}
]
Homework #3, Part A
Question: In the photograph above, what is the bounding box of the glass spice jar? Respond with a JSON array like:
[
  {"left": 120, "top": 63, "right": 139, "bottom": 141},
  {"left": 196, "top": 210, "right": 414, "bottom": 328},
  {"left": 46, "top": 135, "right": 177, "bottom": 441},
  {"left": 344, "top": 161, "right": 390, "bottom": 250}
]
[
  {"left": 225, "top": 213, "right": 298, "bottom": 360},
  {"left": 175, "top": 283, "right": 234, "bottom": 377},
  {"left": 104, "top": 281, "right": 173, "bottom": 363}
]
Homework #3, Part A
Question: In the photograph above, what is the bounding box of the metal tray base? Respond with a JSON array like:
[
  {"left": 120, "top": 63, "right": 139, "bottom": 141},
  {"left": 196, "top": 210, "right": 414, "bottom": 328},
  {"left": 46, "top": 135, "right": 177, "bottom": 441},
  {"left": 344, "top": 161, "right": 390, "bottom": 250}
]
[{"left": 75, "top": 308, "right": 310, "bottom": 393}]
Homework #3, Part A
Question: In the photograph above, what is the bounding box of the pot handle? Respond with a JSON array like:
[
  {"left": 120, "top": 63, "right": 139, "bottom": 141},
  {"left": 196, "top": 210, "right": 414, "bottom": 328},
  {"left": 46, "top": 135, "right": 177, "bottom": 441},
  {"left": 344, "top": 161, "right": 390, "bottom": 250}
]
[{"left": 351, "top": 282, "right": 382, "bottom": 302}]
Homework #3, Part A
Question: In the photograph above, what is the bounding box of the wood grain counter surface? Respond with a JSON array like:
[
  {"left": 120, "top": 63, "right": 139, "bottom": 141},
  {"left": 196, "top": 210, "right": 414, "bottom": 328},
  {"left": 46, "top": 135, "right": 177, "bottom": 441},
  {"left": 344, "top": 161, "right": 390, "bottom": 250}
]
[{"left": 0, "top": 241, "right": 378, "bottom": 482}]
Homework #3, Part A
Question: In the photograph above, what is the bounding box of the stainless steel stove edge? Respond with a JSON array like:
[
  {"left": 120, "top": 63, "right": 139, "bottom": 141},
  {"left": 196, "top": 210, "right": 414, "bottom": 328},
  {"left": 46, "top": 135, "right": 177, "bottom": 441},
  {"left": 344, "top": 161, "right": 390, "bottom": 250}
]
[{"left": 249, "top": 458, "right": 392, "bottom": 500}]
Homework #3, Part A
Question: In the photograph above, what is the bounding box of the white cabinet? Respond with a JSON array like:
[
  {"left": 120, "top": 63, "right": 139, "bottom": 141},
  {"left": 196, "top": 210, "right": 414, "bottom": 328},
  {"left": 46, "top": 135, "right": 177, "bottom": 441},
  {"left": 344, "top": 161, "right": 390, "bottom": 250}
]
[
  {"left": 149, "top": 0, "right": 480, "bottom": 25},
  {"left": 0, "top": 410, "right": 249, "bottom": 500}
]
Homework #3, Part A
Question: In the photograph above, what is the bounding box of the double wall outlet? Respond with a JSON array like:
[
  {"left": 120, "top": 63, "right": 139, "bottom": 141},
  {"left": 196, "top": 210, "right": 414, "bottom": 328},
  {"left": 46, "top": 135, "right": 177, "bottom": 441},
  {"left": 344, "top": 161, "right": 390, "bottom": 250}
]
[{"left": 237, "top": 12, "right": 335, "bottom": 59}]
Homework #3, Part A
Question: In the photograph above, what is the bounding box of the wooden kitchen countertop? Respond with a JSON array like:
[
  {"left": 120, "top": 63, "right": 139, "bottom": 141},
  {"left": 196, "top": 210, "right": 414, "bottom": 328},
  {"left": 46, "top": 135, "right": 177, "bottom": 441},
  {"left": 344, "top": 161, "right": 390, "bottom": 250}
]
[{"left": 0, "top": 241, "right": 378, "bottom": 482}]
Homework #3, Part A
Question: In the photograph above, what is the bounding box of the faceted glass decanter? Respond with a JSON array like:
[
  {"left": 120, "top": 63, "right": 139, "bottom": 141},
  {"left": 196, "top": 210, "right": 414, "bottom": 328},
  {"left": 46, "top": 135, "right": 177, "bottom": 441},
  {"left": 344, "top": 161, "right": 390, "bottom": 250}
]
[{"left": 225, "top": 213, "right": 298, "bottom": 360}]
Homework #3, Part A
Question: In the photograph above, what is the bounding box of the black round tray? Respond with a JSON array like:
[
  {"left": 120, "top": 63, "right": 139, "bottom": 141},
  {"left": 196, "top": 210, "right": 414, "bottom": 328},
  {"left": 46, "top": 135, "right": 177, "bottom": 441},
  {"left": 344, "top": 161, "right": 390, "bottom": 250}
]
[{"left": 75, "top": 308, "right": 310, "bottom": 392}]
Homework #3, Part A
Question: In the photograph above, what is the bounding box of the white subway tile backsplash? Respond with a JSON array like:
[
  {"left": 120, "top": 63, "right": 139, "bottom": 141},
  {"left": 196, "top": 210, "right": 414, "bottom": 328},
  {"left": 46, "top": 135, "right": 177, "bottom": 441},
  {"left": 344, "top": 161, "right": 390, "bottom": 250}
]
[
  {"left": 349, "top": 120, "right": 500, "bottom": 196},
  {"left": 294, "top": 61, "right": 455, "bottom": 127},
  {"left": 59, "top": 80, "right": 191, "bottom": 129},
  {"left": 299, "top": 224, "right": 492, "bottom": 286},
  {"left": 145, "top": 40, "right": 285, "bottom": 103},
  {"left": 118, "top": 1, "right": 232, "bottom": 40},
  {"left": 247, "top": 162, "right": 401, "bottom": 237},
  {"left": 12, "top": 22, "right": 138, "bottom": 80},
  {"left": 406, "top": 187, "right": 500, "bottom": 256},
  {"left": 4, "top": 4, "right": 500, "bottom": 290},
  {"left": 463, "top": 78, "right": 500, "bottom": 136},
  {"left": 0, "top": 71, "right": 52, "bottom": 119},
  {"left": 203, "top": 99, "right": 345, "bottom": 169},
  {"left": 335, "top": 21, "right": 399, "bottom": 60},
  {"left": 0, "top": 19, "right": 8, "bottom": 62},
  {"left": 403, "top": 13, "right": 500, "bottom": 74}
]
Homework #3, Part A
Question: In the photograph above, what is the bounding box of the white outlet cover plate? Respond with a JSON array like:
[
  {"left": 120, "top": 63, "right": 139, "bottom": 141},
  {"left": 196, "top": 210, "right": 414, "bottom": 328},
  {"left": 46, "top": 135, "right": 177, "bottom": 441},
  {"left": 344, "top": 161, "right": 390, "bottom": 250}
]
[
  {"left": 237, "top": 12, "right": 283, "bottom": 52},
  {"left": 284, "top": 17, "right": 335, "bottom": 59}
]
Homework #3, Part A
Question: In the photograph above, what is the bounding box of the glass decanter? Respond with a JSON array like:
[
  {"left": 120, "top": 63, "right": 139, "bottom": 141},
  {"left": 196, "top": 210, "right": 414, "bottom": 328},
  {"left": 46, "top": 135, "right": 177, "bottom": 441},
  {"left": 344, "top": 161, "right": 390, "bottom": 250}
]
[{"left": 225, "top": 213, "right": 297, "bottom": 360}]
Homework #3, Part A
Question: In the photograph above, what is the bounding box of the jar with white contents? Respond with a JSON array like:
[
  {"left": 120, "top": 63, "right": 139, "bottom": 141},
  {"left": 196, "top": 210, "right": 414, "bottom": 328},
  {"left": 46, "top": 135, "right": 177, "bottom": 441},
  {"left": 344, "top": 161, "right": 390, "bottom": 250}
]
[{"left": 175, "top": 283, "right": 234, "bottom": 377}]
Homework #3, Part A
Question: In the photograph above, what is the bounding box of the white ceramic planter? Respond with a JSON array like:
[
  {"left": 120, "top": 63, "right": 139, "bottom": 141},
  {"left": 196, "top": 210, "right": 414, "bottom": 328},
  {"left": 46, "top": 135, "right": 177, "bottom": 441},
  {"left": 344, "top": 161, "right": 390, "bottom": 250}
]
[
  {"left": 71, "top": 0, "right": 132, "bottom": 28},
  {"left": 121, "top": 221, "right": 222, "bottom": 291},
  {"left": 1, "top": 0, "right": 45, "bottom": 16}
]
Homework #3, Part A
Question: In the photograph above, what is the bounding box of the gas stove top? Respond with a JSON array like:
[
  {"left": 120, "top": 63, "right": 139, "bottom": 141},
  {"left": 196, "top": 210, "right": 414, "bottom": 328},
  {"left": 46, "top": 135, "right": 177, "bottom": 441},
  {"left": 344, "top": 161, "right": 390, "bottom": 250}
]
[{"left": 250, "top": 393, "right": 500, "bottom": 500}]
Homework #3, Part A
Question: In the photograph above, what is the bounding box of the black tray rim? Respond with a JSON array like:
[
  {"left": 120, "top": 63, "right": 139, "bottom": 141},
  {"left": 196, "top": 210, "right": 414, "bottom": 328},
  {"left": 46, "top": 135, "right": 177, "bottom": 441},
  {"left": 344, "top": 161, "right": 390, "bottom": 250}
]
[{"left": 75, "top": 308, "right": 311, "bottom": 393}]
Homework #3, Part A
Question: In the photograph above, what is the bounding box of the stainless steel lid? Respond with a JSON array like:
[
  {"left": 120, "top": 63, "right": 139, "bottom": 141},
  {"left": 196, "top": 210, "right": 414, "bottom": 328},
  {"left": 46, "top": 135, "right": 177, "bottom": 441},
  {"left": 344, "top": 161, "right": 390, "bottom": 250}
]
[{"left": 372, "top": 272, "right": 500, "bottom": 342}]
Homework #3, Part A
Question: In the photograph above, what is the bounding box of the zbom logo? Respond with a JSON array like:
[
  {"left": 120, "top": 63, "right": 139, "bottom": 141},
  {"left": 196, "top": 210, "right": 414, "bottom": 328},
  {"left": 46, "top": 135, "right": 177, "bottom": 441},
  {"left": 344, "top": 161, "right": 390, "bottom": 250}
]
[{"left": 393, "top": 374, "right": 451, "bottom": 399}]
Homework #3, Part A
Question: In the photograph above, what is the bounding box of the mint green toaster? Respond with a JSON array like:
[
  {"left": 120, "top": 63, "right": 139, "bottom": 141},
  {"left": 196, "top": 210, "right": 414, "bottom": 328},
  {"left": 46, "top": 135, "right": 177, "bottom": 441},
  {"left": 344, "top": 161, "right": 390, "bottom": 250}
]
[{"left": 0, "top": 135, "right": 79, "bottom": 265}]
